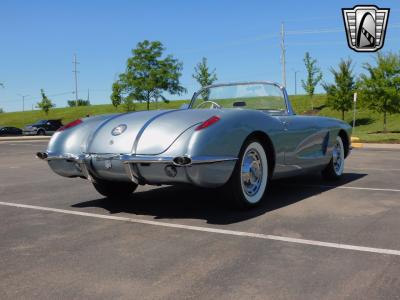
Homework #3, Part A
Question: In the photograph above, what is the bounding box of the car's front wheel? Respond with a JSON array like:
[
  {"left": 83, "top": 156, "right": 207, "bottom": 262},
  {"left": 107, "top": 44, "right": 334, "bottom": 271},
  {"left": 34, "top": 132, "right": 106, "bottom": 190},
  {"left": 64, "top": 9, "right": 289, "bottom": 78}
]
[
  {"left": 224, "top": 138, "right": 269, "bottom": 208},
  {"left": 322, "top": 135, "right": 345, "bottom": 180},
  {"left": 92, "top": 178, "right": 138, "bottom": 199}
]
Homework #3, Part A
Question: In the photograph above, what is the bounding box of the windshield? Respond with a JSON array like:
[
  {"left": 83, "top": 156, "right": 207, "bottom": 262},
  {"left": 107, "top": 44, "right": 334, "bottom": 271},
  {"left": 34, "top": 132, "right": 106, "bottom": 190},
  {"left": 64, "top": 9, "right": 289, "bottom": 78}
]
[
  {"left": 33, "top": 120, "right": 46, "bottom": 125},
  {"left": 190, "top": 82, "right": 287, "bottom": 113}
]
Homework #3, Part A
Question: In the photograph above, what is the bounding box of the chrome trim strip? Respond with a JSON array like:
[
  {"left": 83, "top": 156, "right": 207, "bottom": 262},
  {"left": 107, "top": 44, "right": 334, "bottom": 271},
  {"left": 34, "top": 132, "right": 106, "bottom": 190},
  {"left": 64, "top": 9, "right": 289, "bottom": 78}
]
[
  {"left": 121, "top": 155, "right": 174, "bottom": 164},
  {"left": 120, "top": 154, "right": 238, "bottom": 165},
  {"left": 123, "top": 163, "right": 139, "bottom": 184},
  {"left": 39, "top": 153, "right": 88, "bottom": 162},
  {"left": 191, "top": 156, "right": 238, "bottom": 165},
  {"left": 40, "top": 152, "right": 238, "bottom": 166},
  {"left": 131, "top": 109, "right": 180, "bottom": 154},
  {"left": 79, "top": 161, "right": 93, "bottom": 181},
  {"left": 40, "top": 152, "right": 237, "bottom": 165},
  {"left": 91, "top": 154, "right": 121, "bottom": 161}
]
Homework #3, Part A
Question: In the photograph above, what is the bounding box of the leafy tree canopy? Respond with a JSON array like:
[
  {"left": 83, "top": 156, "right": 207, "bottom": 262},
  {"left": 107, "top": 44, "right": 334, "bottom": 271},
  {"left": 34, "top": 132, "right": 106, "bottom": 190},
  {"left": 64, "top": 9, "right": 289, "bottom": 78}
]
[
  {"left": 111, "top": 40, "right": 186, "bottom": 110},
  {"left": 37, "top": 89, "right": 55, "bottom": 115},
  {"left": 323, "top": 58, "right": 356, "bottom": 120},
  {"left": 67, "top": 99, "right": 90, "bottom": 107},
  {"left": 192, "top": 57, "right": 218, "bottom": 100},
  {"left": 358, "top": 52, "right": 400, "bottom": 131},
  {"left": 301, "top": 52, "right": 323, "bottom": 109}
]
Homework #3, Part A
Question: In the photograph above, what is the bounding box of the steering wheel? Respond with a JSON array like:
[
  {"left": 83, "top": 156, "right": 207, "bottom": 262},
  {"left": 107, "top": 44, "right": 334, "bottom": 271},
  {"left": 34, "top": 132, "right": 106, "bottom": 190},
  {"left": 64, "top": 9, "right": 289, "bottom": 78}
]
[{"left": 195, "top": 101, "right": 222, "bottom": 109}]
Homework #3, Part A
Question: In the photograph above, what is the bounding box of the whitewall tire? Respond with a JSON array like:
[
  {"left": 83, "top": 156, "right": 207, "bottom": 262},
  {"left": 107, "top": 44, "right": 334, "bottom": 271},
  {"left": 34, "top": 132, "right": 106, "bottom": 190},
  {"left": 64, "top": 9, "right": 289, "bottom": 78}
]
[
  {"left": 224, "top": 138, "right": 269, "bottom": 208},
  {"left": 322, "top": 135, "right": 345, "bottom": 180}
]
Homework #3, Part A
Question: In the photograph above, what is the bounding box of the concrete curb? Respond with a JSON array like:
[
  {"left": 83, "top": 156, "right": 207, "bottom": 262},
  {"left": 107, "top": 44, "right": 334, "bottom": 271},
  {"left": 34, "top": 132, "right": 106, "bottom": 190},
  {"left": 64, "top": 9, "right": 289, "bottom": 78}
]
[
  {"left": 351, "top": 142, "right": 364, "bottom": 149},
  {"left": 0, "top": 136, "right": 51, "bottom": 142},
  {"left": 351, "top": 136, "right": 400, "bottom": 150},
  {"left": 358, "top": 143, "right": 400, "bottom": 151},
  {"left": 351, "top": 137, "right": 364, "bottom": 149}
]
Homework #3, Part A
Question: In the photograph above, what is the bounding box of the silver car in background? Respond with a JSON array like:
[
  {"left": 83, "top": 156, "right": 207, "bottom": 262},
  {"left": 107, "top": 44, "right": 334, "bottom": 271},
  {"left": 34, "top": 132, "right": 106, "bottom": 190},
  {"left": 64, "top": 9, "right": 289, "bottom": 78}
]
[{"left": 37, "top": 82, "right": 351, "bottom": 208}]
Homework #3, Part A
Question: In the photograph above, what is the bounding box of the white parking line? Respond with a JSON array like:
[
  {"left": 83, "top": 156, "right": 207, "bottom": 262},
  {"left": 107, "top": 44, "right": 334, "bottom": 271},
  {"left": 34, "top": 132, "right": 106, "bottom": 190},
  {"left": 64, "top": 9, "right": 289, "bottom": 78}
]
[
  {"left": 286, "top": 184, "right": 400, "bottom": 193},
  {"left": 1, "top": 200, "right": 400, "bottom": 256},
  {"left": 0, "top": 140, "right": 47, "bottom": 145},
  {"left": 347, "top": 167, "right": 400, "bottom": 172}
]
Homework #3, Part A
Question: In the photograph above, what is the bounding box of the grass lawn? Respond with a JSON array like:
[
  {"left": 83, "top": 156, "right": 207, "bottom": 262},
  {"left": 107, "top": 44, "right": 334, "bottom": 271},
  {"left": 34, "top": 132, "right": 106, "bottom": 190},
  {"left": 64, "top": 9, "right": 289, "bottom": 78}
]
[
  {"left": 0, "top": 100, "right": 188, "bottom": 129},
  {"left": 1, "top": 95, "right": 399, "bottom": 143}
]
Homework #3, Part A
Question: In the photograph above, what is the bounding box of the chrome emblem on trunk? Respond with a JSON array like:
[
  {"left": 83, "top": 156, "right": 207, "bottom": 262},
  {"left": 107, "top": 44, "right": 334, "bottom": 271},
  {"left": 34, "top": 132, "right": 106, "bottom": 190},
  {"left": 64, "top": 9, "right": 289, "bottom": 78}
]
[{"left": 111, "top": 124, "right": 127, "bottom": 136}]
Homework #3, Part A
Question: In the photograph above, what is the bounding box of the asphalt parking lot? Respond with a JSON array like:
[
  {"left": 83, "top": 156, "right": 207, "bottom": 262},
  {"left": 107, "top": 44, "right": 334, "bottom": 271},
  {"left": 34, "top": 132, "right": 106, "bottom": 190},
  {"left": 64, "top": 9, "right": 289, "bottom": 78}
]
[{"left": 1, "top": 141, "right": 400, "bottom": 299}]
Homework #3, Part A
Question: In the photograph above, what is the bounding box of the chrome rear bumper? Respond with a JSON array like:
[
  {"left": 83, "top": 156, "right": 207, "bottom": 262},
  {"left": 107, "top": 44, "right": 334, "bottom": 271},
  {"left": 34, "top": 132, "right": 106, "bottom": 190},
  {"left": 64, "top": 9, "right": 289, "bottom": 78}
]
[{"left": 37, "top": 152, "right": 237, "bottom": 187}]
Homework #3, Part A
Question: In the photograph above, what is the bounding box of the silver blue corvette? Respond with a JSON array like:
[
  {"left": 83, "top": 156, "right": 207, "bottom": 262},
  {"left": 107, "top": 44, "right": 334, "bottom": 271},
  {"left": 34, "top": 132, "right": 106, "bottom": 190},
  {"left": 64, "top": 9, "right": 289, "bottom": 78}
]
[{"left": 37, "top": 82, "right": 352, "bottom": 208}]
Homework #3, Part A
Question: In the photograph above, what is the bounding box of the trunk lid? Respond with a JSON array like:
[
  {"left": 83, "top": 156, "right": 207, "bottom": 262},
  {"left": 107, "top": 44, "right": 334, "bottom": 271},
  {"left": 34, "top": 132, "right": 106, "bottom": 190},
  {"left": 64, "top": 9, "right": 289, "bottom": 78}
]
[{"left": 86, "top": 109, "right": 218, "bottom": 155}]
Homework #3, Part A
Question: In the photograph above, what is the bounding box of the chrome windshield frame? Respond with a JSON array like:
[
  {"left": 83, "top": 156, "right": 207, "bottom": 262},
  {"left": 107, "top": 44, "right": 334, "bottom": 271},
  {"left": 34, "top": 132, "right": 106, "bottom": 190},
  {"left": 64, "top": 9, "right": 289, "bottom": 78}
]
[{"left": 189, "top": 81, "right": 295, "bottom": 115}]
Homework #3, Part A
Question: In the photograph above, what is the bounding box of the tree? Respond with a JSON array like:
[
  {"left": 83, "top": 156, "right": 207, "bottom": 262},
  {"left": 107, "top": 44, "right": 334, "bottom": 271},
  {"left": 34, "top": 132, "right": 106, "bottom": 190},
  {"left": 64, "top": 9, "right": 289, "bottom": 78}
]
[
  {"left": 301, "top": 52, "right": 323, "bottom": 110},
  {"left": 0, "top": 108, "right": 4, "bottom": 113},
  {"left": 111, "top": 82, "right": 123, "bottom": 109},
  {"left": 67, "top": 99, "right": 90, "bottom": 107},
  {"left": 358, "top": 52, "right": 400, "bottom": 132},
  {"left": 111, "top": 40, "right": 186, "bottom": 110},
  {"left": 192, "top": 57, "right": 217, "bottom": 100},
  {"left": 322, "top": 58, "right": 356, "bottom": 120},
  {"left": 123, "top": 95, "right": 136, "bottom": 112},
  {"left": 37, "top": 89, "right": 55, "bottom": 115}
]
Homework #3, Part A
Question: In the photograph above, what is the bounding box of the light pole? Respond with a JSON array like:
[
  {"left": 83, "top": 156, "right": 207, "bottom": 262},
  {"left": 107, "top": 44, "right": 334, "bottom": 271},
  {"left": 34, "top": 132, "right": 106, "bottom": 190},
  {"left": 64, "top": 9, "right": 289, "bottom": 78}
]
[
  {"left": 73, "top": 54, "right": 79, "bottom": 107},
  {"left": 293, "top": 70, "right": 299, "bottom": 95},
  {"left": 280, "top": 22, "right": 286, "bottom": 88},
  {"left": 17, "top": 94, "right": 29, "bottom": 112},
  {"left": 353, "top": 92, "right": 357, "bottom": 134}
]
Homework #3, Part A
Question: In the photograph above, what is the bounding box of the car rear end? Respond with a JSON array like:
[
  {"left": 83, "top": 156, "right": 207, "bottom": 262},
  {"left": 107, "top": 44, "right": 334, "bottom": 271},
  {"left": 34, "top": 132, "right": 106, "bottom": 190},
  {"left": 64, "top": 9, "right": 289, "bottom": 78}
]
[{"left": 38, "top": 110, "right": 238, "bottom": 188}]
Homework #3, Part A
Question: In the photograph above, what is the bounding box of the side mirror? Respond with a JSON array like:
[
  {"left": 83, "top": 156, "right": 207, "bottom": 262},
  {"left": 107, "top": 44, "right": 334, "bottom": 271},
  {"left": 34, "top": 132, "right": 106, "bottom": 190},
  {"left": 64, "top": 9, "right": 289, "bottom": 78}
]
[{"left": 180, "top": 104, "right": 189, "bottom": 110}]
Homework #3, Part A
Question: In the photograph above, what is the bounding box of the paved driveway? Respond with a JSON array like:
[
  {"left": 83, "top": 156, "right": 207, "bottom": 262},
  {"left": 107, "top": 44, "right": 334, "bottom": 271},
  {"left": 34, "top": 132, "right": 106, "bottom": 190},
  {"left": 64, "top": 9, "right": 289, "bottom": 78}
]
[{"left": 0, "top": 141, "right": 399, "bottom": 299}]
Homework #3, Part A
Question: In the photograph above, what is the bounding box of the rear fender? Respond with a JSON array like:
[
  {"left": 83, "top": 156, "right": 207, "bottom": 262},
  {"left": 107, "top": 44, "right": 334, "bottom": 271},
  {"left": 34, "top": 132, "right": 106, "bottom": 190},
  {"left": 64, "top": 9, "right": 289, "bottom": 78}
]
[
  {"left": 185, "top": 110, "right": 283, "bottom": 160},
  {"left": 46, "top": 115, "right": 115, "bottom": 156}
]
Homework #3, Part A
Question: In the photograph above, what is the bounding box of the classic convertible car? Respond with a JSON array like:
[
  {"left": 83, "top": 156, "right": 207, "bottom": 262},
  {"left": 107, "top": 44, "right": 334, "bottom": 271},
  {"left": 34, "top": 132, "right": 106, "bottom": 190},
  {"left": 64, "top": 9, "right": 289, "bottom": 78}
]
[{"left": 37, "top": 82, "right": 351, "bottom": 208}]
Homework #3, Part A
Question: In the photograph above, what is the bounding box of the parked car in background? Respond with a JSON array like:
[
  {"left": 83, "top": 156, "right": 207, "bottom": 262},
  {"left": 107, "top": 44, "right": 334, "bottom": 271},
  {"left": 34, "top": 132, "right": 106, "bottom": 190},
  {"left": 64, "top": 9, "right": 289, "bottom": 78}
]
[
  {"left": 23, "top": 119, "right": 63, "bottom": 136},
  {"left": 0, "top": 126, "right": 22, "bottom": 136}
]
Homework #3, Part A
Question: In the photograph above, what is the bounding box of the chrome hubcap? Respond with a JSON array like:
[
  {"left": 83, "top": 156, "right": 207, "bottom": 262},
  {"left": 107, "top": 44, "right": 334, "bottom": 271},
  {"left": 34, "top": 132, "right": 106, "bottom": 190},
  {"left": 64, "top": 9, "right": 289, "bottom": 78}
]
[
  {"left": 333, "top": 140, "right": 343, "bottom": 174},
  {"left": 241, "top": 149, "right": 263, "bottom": 196}
]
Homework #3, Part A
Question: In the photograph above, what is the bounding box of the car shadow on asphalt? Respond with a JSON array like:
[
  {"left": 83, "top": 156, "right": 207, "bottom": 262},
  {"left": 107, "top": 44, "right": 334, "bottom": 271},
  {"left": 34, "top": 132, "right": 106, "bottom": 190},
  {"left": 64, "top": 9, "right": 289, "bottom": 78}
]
[{"left": 72, "top": 172, "right": 366, "bottom": 225}]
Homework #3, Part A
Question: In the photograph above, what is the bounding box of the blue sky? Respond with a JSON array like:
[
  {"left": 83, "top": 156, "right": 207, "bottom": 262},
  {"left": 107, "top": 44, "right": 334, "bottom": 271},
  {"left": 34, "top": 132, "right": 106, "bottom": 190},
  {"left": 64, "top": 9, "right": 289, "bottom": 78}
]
[{"left": 0, "top": 0, "right": 399, "bottom": 112}]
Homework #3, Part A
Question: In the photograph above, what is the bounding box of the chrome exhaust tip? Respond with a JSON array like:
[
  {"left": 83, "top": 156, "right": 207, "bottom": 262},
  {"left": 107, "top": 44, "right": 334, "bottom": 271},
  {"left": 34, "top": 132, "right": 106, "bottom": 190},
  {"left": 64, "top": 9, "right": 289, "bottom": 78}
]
[
  {"left": 36, "top": 152, "right": 48, "bottom": 160},
  {"left": 173, "top": 156, "right": 192, "bottom": 166}
]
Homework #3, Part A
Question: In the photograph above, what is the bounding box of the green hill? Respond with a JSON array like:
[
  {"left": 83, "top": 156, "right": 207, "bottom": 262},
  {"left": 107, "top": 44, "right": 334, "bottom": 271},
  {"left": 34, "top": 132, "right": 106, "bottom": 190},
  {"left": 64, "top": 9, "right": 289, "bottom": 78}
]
[{"left": 1, "top": 95, "right": 399, "bottom": 143}]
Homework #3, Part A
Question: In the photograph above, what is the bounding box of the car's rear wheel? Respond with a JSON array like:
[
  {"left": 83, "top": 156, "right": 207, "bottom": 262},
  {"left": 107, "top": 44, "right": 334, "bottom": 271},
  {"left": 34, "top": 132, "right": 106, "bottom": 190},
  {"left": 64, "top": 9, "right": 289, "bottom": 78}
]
[
  {"left": 92, "top": 178, "right": 138, "bottom": 199},
  {"left": 224, "top": 138, "right": 269, "bottom": 208},
  {"left": 322, "top": 135, "right": 345, "bottom": 180},
  {"left": 37, "top": 129, "right": 45, "bottom": 136}
]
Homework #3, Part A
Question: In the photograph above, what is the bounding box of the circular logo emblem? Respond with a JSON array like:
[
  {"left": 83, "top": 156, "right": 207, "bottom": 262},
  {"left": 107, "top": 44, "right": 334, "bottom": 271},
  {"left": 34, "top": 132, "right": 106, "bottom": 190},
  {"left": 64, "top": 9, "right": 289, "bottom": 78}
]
[{"left": 111, "top": 124, "right": 127, "bottom": 136}]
